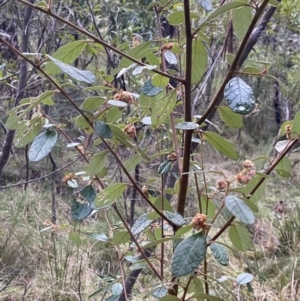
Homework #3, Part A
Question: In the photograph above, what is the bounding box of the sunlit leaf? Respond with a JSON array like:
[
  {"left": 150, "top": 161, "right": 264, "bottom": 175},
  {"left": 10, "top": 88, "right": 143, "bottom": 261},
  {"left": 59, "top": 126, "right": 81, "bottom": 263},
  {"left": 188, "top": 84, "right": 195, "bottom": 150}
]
[
  {"left": 275, "top": 156, "right": 291, "bottom": 178},
  {"left": 86, "top": 150, "right": 109, "bottom": 177},
  {"left": 81, "top": 97, "right": 105, "bottom": 111},
  {"left": 232, "top": 6, "right": 253, "bottom": 40},
  {"left": 229, "top": 223, "right": 252, "bottom": 251},
  {"left": 191, "top": 39, "right": 207, "bottom": 84},
  {"left": 44, "top": 40, "right": 87, "bottom": 75},
  {"left": 176, "top": 122, "right": 199, "bottom": 130},
  {"left": 204, "top": 131, "right": 239, "bottom": 160},
  {"left": 218, "top": 106, "right": 243, "bottom": 129},
  {"left": 95, "top": 183, "right": 127, "bottom": 207},
  {"left": 207, "top": 1, "right": 247, "bottom": 21},
  {"left": 164, "top": 50, "right": 177, "bottom": 64}
]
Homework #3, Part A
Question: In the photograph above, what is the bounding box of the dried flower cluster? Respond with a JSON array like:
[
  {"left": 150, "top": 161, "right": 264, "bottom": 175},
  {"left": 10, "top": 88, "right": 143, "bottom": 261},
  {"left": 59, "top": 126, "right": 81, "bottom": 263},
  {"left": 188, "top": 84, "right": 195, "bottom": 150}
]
[
  {"left": 167, "top": 151, "right": 177, "bottom": 162},
  {"left": 114, "top": 90, "right": 134, "bottom": 105},
  {"left": 235, "top": 159, "right": 256, "bottom": 185},
  {"left": 191, "top": 213, "right": 209, "bottom": 230},
  {"left": 123, "top": 124, "right": 136, "bottom": 139},
  {"left": 161, "top": 42, "right": 175, "bottom": 51}
]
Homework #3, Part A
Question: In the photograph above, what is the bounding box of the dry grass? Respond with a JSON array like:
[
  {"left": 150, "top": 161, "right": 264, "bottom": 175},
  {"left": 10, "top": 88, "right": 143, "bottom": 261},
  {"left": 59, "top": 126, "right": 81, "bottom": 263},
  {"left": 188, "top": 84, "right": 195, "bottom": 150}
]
[{"left": 1, "top": 149, "right": 300, "bottom": 301}]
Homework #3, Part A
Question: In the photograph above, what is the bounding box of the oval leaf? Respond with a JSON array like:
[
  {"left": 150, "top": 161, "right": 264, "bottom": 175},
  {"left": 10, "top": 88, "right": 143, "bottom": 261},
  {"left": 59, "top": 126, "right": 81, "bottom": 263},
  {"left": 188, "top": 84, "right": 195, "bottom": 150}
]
[
  {"left": 224, "top": 77, "right": 255, "bottom": 115},
  {"left": 191, "top": 39, "right": 207, "bottom": 84},
  {"left": 204, "top": 131, "right": 239, "bottom": 160},
  {"left": 131, "top": 213, "right": 154, "bottom": 235},
  {"left": 237, "top": 272, "right": 254, "bottom": 285},
  {"left": 275, "top": 156, "right": 291, "bottom": 178},
  {"left": 217, "top": 106, "right": 243, "bottom": 129},
  {"left": 225, "top": 195, "right": 255, "bottom": 224},
  {"left": 29, "top": 130, "right": 57, "bottom": 162},
  {"left": 210, "top": 242, "right": 229, "bottom": 266},
  {"left": 94, "top": 121, "right": 113, "bottom": 139},
  {"left": 152, "top": 74, "right": 169, "bottom": 87},
  {"left": 196, "top": 0, "right": 213, "bottom": 11},
  {"left": 111, "top": 283, "right": 123, "bottom": 295},
  {"left": 158, "top": 160, "right": 173, "bottom": 175},
  {"left": 228, "top": 223, "right": 252, "bottom": 251},
  {"left": 163, "top": 211, "right": 186, "bottom": 226},
  {"left": 46, "top": 55, "right": 95, "bottom": 83},
  {"left": 171, "top": 232, "right": 207, "bottom": 277},
  {"left": 164, "top": 50, "right": 177, "bottom": 64},
  {"left": 87, "top": 150, "right": 109, "bottom": 177}
]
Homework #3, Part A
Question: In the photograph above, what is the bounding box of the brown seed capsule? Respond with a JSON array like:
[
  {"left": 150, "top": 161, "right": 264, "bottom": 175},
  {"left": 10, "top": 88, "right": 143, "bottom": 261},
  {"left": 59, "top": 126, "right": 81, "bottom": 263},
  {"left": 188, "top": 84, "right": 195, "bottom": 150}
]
[
  {"left": 217, "top": 181, "right": 228, "bottom": 191},
  {"left": 285, "top": 124, "right": 292, "bottom": 140}
]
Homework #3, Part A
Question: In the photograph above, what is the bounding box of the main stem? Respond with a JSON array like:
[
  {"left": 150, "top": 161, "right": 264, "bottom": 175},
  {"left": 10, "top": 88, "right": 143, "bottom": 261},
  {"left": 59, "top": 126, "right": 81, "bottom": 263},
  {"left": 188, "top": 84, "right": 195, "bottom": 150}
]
[{"left": 176, "top": 0, "right": 193, "bottom": 216}]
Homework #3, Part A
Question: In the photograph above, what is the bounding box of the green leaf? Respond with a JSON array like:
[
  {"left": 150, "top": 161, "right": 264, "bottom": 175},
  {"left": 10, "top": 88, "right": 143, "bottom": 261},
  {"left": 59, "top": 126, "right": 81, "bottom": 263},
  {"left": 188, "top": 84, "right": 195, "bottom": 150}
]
[
  {"left": 94, "top": 121, "right": 113, "bottom": 139},
  {"left": 204, "top": 131, "right": 239, "bottom": 160},
  {"left": 144, "top": 237, "right": 183, "bottom": 249},
  {"left": 218, "top": 106, "right": 243, "bottom": 129},
  {"left": 120, "top": 41, "right": 152, "bottom": 67},
  {"left": 69, "top": 232, "right": 82, "bottom": 246},
  {"left": 158, "top": 160, "right": 173, "bottom": 175},
  {"left": 44, "top": 40, "right": 87, "bottom": 75},
  {"left": 106, "top": 106, "right": 123, "bottom": 123},
  {"left": 108, "top": 124, "right": 150, "bottom": 160},
  {"left": 168, "top": 11, "right": 186, "bottom": 25},
  {"left": 224, "top": 77, "right": 255, "bottom": 115},
  {"left": 207, "top": 1, "right": 247, "bottom": 21},
  {"left": 14, "top": 117, "right": 43, "bottom": 148},
  {"left": 110, "top": 231, "right": 131, "bottom": 245},
  {"left": 243, "top": 199, "right": 258, "bottom": 213},
  {"left": 142, "top": 79, "right": 163, "bottom": 97},
  {"left": 191, "top": 293, "right": 222, "bottom": 301},
  {"left": 28, "top": 130, "right": 57, "bottom": 162},
  {"left": 191, "top": 39, "right": 207, "bottom": 84},
  {"left": 124, "top": 154, "right": 143, "bottom": 172},
  {"left": 275, "top": 156, "right": 291, "bottom": 178},
  {"left": 95, "top": 183, "right": 127, "bottom": 207},
  {"left": 200, "top": 195, "right": 215, "bottom": 219},
  {"left": 87, "top": 150, "right": 109, "bottom": 177},
  {"left": 237, "top": 273, "right": 254, "bottom": 285},
  {"left": 163, "top": 212, "right": 186, "bottom": 226},
  {"left": 159, "top": 295, "right": 180, "bottom": 301},
  {"left": 229, "top": 223, "right": 251, "bottom": 251},
  {"left": 176, "top": 122, "right": 199, "bottom": 130},
  {"left": 175, "top": 224, "right": 193, "bottom": 237},
  {"left": 171, "top": 232, "right": 207, "bottom": 277},
  {"left": 291, "top": 110, "right": 300, "bottom": 138},
  {"left": 196, "top": 0, "right": 213, "bottom": 12},
  {"left": 146, "top": 52, "right": 160, "bottom": 66},
  {"left": 81, "top": 97, "right": 105, "bottom": 111},
  {"left": 151, "top": 92, "right": 177, "bottom": 127},
  {"left": 225, "top": 195, "right": 255, "bottom": 225},
  {"left": 232, "top": 6, "right": 253, "bottom": 40},
  {"left": 152, "top": 74, "right": 169, "bottom": 87},
  {"left": 193, "top": 277, "right": 204, "bottom": 294},
  {"left": 210, "top": 242, "right": 229, "bottom": 266},
  {"left": 46, "top": 55, "right": 95, "bottom": 83},
  {"left": 131, "top": 213, "right": 154, "bottom": 235},
  {"left": 75, "top": 112, "right": 94, "bottom": 134},
  {"left": 153, "top": 197, "right": 173, "bottom": 212}
]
